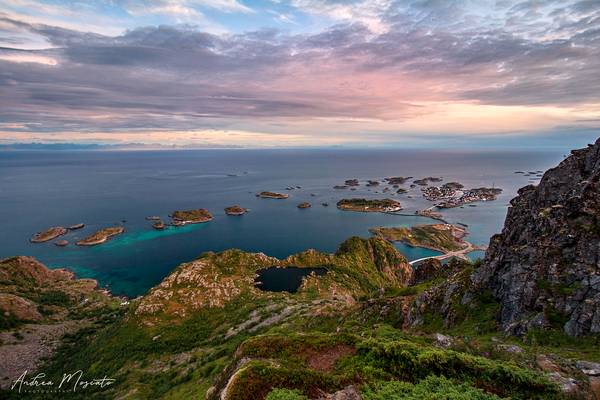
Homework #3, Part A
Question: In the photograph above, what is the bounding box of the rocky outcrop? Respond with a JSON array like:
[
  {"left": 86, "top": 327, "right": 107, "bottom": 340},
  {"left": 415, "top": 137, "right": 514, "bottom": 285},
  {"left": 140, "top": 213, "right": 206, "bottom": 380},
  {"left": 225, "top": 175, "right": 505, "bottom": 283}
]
[
  {"left": 135, "top": 237, "right": 413, "bottom": 325},
  {"left": 171, "top": 208, "right": 213, "bottom": 224},
  {"left": 0, "top": 256, "right": 114, "bottom": 323},
  {"left": 30, "top": 226, "right": 67, "bottom": 243},
  {"left": 0, "top": 256, "right": 117, "bottom": 387},
  {"left": 336, "top": 198, "right": 401, "bottom": 213},
  {"left": 474, "top": 138, "right": 600, "bottom": 336},
  {"left": 135, "top": 250, "right": 274, "bottom": 321},
  {"left": 76, "top": 226, "right": 124, "bottom": 246},
  {"left": 410, "top": 259, "right": 443, "bottom": 285},
  {"left": 258, "top": 191, "right": 289, "bottom": 199},
  {"left": 335, "top": 236, "right": 412, "bottom": 287},
  {"left": 225, "top": 205, "right": 247, "bottom": 215}
]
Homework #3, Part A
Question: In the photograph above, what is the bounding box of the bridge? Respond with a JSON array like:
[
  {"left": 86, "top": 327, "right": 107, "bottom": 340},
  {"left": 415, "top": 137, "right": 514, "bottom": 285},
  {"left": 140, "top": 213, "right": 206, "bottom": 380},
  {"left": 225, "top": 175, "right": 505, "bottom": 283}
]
[{"left": 409, "top": 242, "right": 487, "bottom": 265}]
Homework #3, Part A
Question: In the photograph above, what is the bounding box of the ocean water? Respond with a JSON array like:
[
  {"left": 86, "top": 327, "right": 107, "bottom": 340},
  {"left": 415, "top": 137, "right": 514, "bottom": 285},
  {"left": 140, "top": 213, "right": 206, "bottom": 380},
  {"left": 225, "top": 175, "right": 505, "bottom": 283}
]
[{"left": 0, "top": 148, "right": 564, "bottom": 297}]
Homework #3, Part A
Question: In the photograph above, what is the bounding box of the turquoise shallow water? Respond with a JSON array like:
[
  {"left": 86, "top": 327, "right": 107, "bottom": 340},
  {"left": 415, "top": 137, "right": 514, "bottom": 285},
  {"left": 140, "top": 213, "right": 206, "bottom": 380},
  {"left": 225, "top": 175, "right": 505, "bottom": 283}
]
[
  {"left": 0, "top": 149, "right": 563, "bottom": 297},
  {"left": 394, "top": 243, "right": 443, "bottom": 260}
]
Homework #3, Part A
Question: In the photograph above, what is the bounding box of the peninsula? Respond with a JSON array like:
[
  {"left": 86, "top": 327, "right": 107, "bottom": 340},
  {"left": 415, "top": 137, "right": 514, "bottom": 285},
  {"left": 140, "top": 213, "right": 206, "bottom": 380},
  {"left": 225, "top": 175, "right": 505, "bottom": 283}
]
[
  {"left": 257, "top": 191, "right": 289, "bottom": 199},
  {"left": 30, "top": 226, "right": 67, "bottom": 243},
  {"left": 336, "top": 198, "right": 401, "bottom": 212},
  {"left": 76, "top": 226, "right": 124, "bottom": 246},
  {"left": 369, "top": 223, "right": 467, "bottom": 253},
  {"left": 171, "top": 209, "right": 213, "bottom": 224}
]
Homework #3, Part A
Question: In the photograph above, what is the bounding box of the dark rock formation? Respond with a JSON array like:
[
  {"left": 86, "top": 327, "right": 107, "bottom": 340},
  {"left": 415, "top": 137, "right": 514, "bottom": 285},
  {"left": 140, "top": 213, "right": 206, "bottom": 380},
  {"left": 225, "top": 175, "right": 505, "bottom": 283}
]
[
  {"left": 410, "top": 259, "right": 443, "bottom": 285},
  {"left": 67, "top": 223, "right": 84, "bottom": 230},
  {"left": 474, "top": 139, "right": 600, "bottom": 336}
]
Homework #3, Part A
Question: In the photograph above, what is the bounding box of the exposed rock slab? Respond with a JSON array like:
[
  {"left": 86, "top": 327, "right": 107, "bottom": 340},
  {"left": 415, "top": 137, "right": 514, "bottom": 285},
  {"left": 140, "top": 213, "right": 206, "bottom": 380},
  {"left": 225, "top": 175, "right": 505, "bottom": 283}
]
[{"left": 474, "top": 138, "right": 600, "bottom": 336}]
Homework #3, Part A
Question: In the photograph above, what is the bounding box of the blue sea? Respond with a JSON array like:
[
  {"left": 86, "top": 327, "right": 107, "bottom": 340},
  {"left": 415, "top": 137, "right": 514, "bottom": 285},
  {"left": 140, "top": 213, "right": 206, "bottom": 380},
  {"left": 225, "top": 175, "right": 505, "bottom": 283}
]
[{"left": 0, "top": 148, "right": 564, "bottom": 297}]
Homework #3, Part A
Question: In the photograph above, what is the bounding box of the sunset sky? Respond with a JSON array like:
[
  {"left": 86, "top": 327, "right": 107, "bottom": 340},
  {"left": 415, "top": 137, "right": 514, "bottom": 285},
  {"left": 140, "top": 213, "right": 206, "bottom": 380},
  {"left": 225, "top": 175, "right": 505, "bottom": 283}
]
[{"left": 1, "top": 0, "right": 599, "bottom": 148}]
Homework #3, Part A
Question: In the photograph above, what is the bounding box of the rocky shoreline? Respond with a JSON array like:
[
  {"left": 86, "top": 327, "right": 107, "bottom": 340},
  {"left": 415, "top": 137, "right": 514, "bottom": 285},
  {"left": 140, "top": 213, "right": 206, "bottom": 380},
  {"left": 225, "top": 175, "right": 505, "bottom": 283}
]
[
  {"left": 76, "top": 226, "right": 125, "bottom": 246},
  {"left": 30, "top": 226, "right": 67, "bottom": 243},
  {"left": 225, "top": 205, "right": 247, "bottom": 216},
  {"left": 170, "top": 208, "right": 213, "bottom": 225},
  {"left": 337, "top": 198, "right": 402, "bottom": 212},
  {"left": 257, "top": 191, "right": 289, "bottom": 199},
  {"left": 369, "top": 223, "right": 468, "bottom": 253}
]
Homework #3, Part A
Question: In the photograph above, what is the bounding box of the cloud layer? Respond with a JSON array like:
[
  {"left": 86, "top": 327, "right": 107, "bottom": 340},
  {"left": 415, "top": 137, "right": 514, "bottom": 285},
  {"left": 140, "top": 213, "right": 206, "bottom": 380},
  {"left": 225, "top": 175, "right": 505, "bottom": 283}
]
[{"left": 1, "top": 0, "right": 599, "bottom": 146}]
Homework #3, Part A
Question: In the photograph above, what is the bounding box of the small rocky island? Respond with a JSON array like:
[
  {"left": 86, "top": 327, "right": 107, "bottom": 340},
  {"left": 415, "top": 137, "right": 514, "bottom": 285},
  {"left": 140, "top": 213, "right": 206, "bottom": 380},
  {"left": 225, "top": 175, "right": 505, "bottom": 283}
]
[
  {"left": 30, "top": 226, "right": 67, "bottom": 243},
  {"left": 171, "top": 209, "right": 213, "bottom": 225},
  {"left": 224, "top": 205, "right": 247, "bottom": 216},
  {"left": 384, "top": 176, "right": 412, "bottom": 185},
  {"left": 68, "top": 223, "right": 85, "bottom": 230},
  {"left": 413, "top": 176, "right": 443, "bottom": 186},
  {"left": 369, "top": 223, "right": 467, "bottom": 253},
  {"left": 257, "top": 191, "right": 289, "bottom": 199},
  {"left": 336, "top": 198, "right": 402, "bottom": 212},
  {"left": 76, "top": 226, "right": 124, "bottom": 246},
  {"left": 152, "top": 220, "right": 166, "bottom": 230}
]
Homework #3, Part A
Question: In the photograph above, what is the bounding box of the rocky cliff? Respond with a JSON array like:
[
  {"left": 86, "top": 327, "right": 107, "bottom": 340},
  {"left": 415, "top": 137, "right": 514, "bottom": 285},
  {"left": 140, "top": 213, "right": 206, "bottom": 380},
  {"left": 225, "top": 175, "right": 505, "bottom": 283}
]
[
  {"left": 0, "top": 256, "right": 119, "bottom": 387},
  {"left": 474, "top": 139, "right": 600, "bottom": 336}
]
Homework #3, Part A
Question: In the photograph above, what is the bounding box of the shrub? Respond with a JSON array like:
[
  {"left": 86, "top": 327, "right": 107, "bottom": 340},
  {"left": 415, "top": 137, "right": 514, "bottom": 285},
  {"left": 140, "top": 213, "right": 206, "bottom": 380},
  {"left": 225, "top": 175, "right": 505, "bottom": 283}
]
[
  {"left": 362, "top": 375, "right": 501, "bottom": 400},
  {"left": 358, "top": 338, "right": 560, "bottom": 399},
  {"left": 266, "top": 388, "right": 309, "bottom": 400},
  {"left": 39, "top": 290, "right": 71, "bottom": 306}
]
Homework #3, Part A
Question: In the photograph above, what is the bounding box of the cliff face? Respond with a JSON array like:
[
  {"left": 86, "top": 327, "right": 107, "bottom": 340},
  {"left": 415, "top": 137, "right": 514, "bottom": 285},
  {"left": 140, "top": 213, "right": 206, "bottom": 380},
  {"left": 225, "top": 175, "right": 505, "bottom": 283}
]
[{"left": 474, "top": 139, "right": 600, "bottom": 336}]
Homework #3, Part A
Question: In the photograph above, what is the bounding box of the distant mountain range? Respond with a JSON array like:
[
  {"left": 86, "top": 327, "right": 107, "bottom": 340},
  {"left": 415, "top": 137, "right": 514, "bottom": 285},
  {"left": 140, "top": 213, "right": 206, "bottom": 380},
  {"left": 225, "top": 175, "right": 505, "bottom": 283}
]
[{"left": 0, "top": 142, "right": 244, "bottom": 151}]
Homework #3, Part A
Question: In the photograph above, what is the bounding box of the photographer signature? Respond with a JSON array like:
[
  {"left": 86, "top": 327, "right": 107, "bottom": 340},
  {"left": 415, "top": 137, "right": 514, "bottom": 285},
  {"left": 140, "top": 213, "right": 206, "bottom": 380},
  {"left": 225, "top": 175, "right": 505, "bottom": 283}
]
[{"left": 11, "top": 370, "right": 115, "bottom": 393}]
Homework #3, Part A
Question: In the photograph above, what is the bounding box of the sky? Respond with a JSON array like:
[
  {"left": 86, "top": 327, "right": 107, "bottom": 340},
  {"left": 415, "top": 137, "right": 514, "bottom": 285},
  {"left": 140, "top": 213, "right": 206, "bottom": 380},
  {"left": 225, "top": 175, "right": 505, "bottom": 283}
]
[{"left": 0, "top": 0, "right": 599, "bottom": 148}]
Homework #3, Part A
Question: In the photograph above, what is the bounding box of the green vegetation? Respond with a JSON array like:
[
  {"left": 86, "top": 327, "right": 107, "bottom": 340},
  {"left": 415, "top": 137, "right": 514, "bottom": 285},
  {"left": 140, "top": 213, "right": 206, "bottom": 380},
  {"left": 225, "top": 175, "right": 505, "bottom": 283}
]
[
  {"left": 2, "top": 241, "right": 596, "bottom": 399},
  {"left": 39, "top": 289, "right": 71, "bottom": 306},
  {"left": 171, "top": 208, "right": 213, "bottom": 222},
  {"left": 369, "top": 224, "right": 465, "bottom": 252},
  {"left": 76, "top": 226, "right": 124, "bottom": 245},
  {"left": 359, "top": 338, "right": 559, "bottom": 399},
  {"left": 362, "top": 376, "right": 501, "bottom": 400},
  {"left": 266, "top": 389, "right": 308, "bottom": 400},
  {"left": 218, "top": 329, "right": 559, "bottom": 400},
  {"left": 336, "top": 198, "right": 401, "bottom": 212}
]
